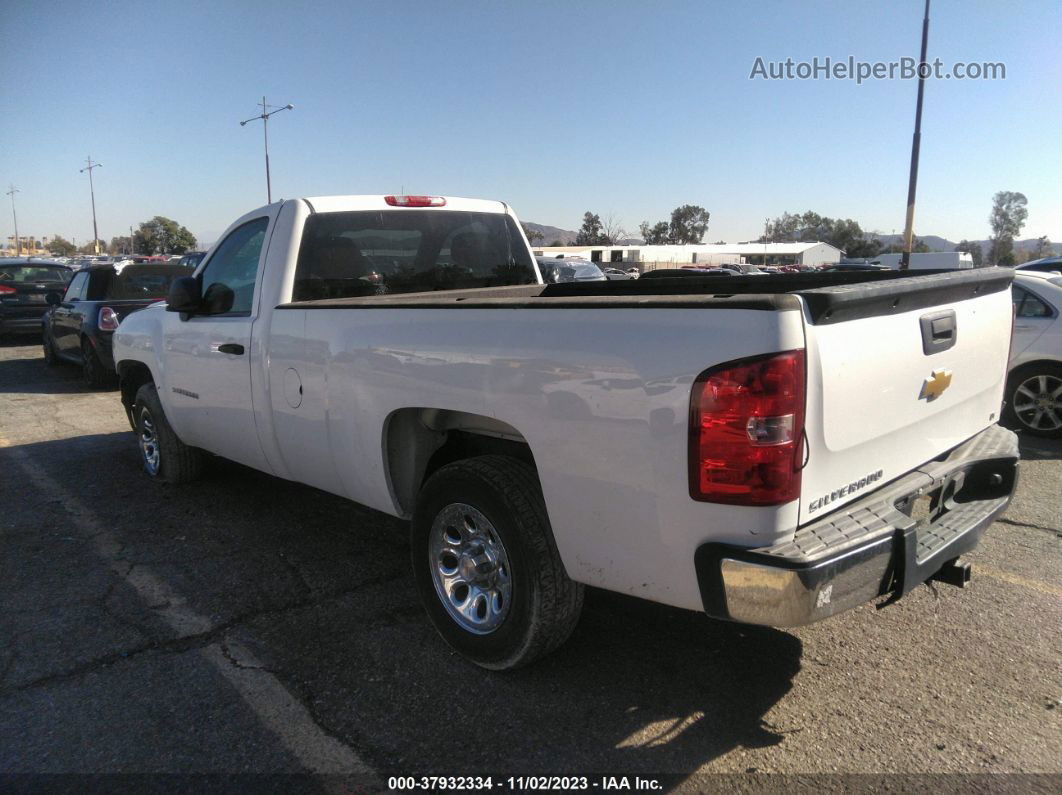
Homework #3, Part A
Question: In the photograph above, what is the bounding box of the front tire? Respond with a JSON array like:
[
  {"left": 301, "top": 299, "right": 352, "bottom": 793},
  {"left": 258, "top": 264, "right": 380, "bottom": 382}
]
[
  {"left": 411, "top": 455, "right": 583, "bottom": 670},
  {"left": 1003, "top": 363, "right": 1062, "bottom": 439},
  {"left": 133, "top": 383, "right": 203, "bottom": 483}
]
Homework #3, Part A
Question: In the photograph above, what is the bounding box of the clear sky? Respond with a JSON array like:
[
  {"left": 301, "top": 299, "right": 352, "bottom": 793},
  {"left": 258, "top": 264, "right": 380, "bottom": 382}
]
[{"left": 2, "top": 0, "right": 1059, "bottom": 248}]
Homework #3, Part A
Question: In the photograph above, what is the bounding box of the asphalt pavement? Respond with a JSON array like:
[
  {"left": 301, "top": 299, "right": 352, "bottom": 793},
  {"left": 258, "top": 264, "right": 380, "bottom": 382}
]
[{"left": 0, "top": 337, "right": 1059, "bottom": 790}]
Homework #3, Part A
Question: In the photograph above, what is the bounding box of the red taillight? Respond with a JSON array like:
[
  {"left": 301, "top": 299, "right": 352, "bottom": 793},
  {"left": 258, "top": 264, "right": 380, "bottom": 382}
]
[
  {"left": 689, "top": 350, "right": 806, "bottom": 505},
  {"left": 0, "top": 285, "right": 15, "bottom": 295},
  {"left": 98, "top": 306, "right": 120, "bottom": 331},
  {"left": 384, "top": 195, "right": 446, "bottom": 207}
]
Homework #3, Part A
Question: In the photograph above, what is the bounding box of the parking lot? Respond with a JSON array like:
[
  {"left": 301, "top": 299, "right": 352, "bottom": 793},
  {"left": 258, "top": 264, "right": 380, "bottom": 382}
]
[{"left": 1, "top": 336, "right": 1059, "bottom": 788}]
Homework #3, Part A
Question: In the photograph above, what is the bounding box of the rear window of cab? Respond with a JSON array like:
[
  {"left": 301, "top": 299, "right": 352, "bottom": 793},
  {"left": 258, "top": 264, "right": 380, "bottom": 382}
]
[{"left": 292, "top": 210, "right": 536, "bottom": 301}]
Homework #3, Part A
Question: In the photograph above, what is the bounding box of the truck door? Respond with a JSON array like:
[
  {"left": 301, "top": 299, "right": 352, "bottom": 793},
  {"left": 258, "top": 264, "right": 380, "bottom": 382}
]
[{"left": 160, "top": 213, "right": 275, "bottom": 473}]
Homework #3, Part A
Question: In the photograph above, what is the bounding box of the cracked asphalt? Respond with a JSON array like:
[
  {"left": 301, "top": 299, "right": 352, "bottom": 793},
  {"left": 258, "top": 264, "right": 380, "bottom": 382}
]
[{"left": 1, "top": 337, "right": 1060, "bottom": 788}]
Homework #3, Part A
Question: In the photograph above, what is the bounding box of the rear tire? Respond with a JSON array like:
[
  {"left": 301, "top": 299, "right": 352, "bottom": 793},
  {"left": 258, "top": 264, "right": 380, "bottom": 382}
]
[
  {"left": 411, "top": 455, "right": 583, "bottom": 670},
  {"left": 42, "top": 331, "right": 59, "bottom": 366},
  {"left": 133, "top": 383, "right": 203, "bottom": 483},
  {"left": 1003, "top": 363, "right": 1062, "bottom": 439},
  {"left": 81, "top": 338, "right": 114, "bottom": 388}
]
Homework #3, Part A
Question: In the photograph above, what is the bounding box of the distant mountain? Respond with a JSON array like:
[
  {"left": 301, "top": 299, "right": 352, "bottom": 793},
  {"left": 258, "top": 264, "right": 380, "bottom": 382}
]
[
  {"left": 872, "top": 234, "right": 1060, "bottom": 257},
  {"left": 872, "top": 234, "right": 957, "bottom": 251},
  {"left": 522, "top": 222, "right": 578, "bottom": 246}
]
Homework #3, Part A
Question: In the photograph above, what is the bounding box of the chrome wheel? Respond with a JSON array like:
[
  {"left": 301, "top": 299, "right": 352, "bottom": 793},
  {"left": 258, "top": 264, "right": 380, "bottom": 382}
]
[
  {"left": 428, "top": 503, "right": 512, "bottom": 635},
  {"left": 139, "top": 407, "right": 160, "bottom": 475},
  {"left": 1012, "top": 373, "right": 1062, "bottom": 432}
]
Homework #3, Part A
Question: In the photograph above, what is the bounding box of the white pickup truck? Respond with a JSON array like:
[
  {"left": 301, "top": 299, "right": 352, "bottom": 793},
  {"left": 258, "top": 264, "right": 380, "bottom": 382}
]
[{"left": 112, "top": 195, "right": 1020, "bottom": 669}]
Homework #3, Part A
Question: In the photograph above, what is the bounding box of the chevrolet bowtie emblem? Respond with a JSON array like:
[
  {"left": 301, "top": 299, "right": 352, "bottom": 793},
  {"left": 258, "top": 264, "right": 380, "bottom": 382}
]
[{"left": 920, "top": 369, "right": 953, "bottom": 401}]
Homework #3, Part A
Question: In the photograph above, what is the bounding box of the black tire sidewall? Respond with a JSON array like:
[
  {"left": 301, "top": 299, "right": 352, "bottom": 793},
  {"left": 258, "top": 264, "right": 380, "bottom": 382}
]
[
  {"left": 82, "top": 339, "right": 106, "bottom": 386},
  {"left": 412, "top": 465, "right": 539, "bottom": 667}
]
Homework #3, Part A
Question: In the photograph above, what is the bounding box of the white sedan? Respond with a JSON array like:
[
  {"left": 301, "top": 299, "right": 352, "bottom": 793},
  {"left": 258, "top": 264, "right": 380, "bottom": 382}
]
[{"left": 1006, "top": 270, "right": 1062, "bottom": 437}]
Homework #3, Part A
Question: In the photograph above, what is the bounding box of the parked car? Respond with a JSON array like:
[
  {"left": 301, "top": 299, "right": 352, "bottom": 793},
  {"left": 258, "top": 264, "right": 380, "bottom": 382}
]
[
  {"left": 601, "top": 267, "right": 632, "bottom": 280},
  {"left": 821, "top": 263, "right": 891, "bottom": 272},
  {"left": 535, "top": 256, "right": 606, "bottom": 283},
  {"left": 1005, "top": 270, "right": 1062, "bottom": 437},
  {"left": 42, "top": 262, "right": 193, "bottom": 386},
  {"left": 112, "top": 194, "right": 1018, "bottom": 670},
  {"left": 0, "top": 260, "right": 73, "bottom": 337},
  {"left": 1016, "top": 255, "right": 1062, "bottom": 275},
  {"left": 177, "top": 251, "right": 208, "bottom": 269},
  {"left": 625, "top": 267, "right": 640, "bottom": 279}
]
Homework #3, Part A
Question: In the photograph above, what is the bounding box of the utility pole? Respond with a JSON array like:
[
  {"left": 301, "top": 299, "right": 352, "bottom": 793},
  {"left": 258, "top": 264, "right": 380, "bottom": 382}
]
[
  {"left": 240, "top": 96, "right": 294, "bottom": 204},
  {"left": 129, "top": 225, "right": 135, "bottom": 255},
  {"left": 900, "top": 0, "right": 931, "bottom": 271},
  {"left": 764, "top": 217, "right": 770, "bottom": 269},
  {"left": 6, "top": 185, "right": 20, "bottom": 256},
  {"left": 80, "top": 156, "right": 103, "bottom": 255}
]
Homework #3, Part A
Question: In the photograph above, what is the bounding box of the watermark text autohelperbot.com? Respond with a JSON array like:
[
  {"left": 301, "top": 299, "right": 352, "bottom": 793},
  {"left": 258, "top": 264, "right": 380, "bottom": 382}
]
[{"left": 750, "top": 56, "right": 1005, "bottom": 84}]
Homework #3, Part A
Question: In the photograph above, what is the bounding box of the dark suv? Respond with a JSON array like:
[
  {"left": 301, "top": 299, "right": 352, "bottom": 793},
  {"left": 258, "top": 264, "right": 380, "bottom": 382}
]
[
  {"left": 42, "top": 262, "right": 193, "bottom": 386},
  {"left": 0, "top": 260, "right": 73, "bottom": 336}
]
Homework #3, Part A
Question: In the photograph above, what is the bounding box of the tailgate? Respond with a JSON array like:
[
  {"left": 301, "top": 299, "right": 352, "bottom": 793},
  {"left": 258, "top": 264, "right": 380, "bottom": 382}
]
[{"left": 797, "top": 269, "right": 1014, "bottom": 525}]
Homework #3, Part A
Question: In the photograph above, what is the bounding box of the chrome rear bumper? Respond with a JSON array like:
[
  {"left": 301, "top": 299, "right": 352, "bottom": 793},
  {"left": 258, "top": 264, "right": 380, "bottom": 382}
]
[{"left": 694, "top": 423, "right": 1019, "bottom": 627}]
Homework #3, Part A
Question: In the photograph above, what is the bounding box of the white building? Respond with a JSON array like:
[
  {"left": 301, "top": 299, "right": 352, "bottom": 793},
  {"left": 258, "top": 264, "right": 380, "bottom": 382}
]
[{"left": 532, "top": 241, "right": 842, "bottom": 269}]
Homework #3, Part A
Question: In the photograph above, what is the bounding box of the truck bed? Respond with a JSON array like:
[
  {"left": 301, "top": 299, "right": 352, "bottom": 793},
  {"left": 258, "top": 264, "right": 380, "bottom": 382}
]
[{"left": 279, "top": 268, "right": 1011, "bottom": 325}]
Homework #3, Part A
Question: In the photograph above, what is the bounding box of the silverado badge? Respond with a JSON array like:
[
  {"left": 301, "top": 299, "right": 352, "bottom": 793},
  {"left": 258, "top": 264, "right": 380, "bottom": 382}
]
[{"left": 920, "top": 369, "right": 953, "bottom": 401}]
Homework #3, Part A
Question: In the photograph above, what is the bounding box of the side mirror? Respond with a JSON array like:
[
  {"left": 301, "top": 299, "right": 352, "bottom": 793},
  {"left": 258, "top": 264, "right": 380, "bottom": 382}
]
[
  {"left": 45, "top": 292, "right": 61, "bottom": 307},
  {"left": 201, "top": 282, "right": 235, "bottom": 314},
  {"left": 166, "top": 276, "right": 201, "bottom": 314}
]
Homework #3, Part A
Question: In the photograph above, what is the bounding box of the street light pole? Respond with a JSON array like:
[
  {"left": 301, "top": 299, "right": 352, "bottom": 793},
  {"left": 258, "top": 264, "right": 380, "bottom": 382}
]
[
  {"left": 240, "top": 96, "right": 294, "bottom": 204},
  {"left": 80, "top": 156, "right": 103, "bottom": 255},
  {"left": 6, "top": 185, "right": 20, "bottom": 256},
  {"left": 900, "top": 0, "right": 931, "bottom": 271}
]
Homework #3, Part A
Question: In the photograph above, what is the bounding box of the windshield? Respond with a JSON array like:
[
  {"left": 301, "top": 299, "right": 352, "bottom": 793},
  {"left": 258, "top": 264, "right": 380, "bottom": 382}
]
[
  {"left": 0, "top": 265, "right": 71, "bottom": 283},
  {"left": 293, "top": 210, "right": 537, "bottom": 301}
]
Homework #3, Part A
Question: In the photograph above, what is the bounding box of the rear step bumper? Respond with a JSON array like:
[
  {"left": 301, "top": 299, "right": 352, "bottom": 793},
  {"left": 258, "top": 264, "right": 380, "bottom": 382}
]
[{"left": 694, "top": 423, "right": 1019, "bottom": 627}]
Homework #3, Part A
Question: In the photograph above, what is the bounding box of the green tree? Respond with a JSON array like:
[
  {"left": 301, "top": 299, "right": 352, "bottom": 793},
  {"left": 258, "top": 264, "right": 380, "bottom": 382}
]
[
  {"left": 135, "top": 216, "right": 197, "bottom": 255},
  {"left": 1032, "top": 235, "right": 1054, "bottom": 260},
  {"left": 47, "top": 235, "right": 77, "bottom": 257},
  {"left": 955, "top": 240, "right": 983, "bottom": 267},
  {"left": 845, "top": 237, "right": 884, "bottom": 259},
  {"left": 575, "top": 212, "right": 607, "bottom": 246},
  {"left": 548, "top": 239, "right": 563, "bottom": 247},
  {"left": 108, "top": 235, "right": 135, "bottom": 255},
  {"left": 668, "top": 205, "right": 710, "bottom": 244},
  {"left": 884, "top": 237, "right": 931, "bottom": 254},
  {"left": 987, "top": 191, "right": 1028, "bottom": 266},
  {"left": 638, "top": 221, "right": 670, "bottom": 244},
  {"left": 520, "top": 223, "right": 543, "bottom": 245}
]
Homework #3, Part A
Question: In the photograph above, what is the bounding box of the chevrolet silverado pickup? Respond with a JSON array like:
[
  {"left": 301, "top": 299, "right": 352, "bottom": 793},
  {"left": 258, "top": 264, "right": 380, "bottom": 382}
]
[{"left": 111, "top": 195, "right": 1019, "bottom": 669}]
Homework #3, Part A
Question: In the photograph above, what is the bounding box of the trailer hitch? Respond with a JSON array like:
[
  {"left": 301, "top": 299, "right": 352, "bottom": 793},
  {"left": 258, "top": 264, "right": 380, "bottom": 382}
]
[{"left": 931, "top": 557, "right": 972, "bottom": 588}]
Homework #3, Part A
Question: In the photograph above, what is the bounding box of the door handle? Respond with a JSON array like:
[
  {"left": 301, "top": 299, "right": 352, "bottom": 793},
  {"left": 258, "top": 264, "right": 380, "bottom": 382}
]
[{"left": 216, "top": 343, "right": 245, "bottom": 355}]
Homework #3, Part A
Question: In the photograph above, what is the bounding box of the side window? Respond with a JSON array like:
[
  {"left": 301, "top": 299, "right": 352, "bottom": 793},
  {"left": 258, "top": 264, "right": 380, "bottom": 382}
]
[
  {"left": 198, "top": 217, "right": 269, "bottom": 315},
  {"left": 63, "top": 271, "right": 89, "bottom": 302},
  {"left": 86, "top": 269, "right": 111, "bottom": 301},
  {"left": 1012, "top": 285, "right": 1053, "bottom": 318}
]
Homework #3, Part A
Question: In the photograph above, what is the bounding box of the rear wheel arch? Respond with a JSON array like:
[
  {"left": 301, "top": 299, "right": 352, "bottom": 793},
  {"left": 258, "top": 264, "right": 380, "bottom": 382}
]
[{"left": 383, "top": 408, "right": 536, "bottom": 517}]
